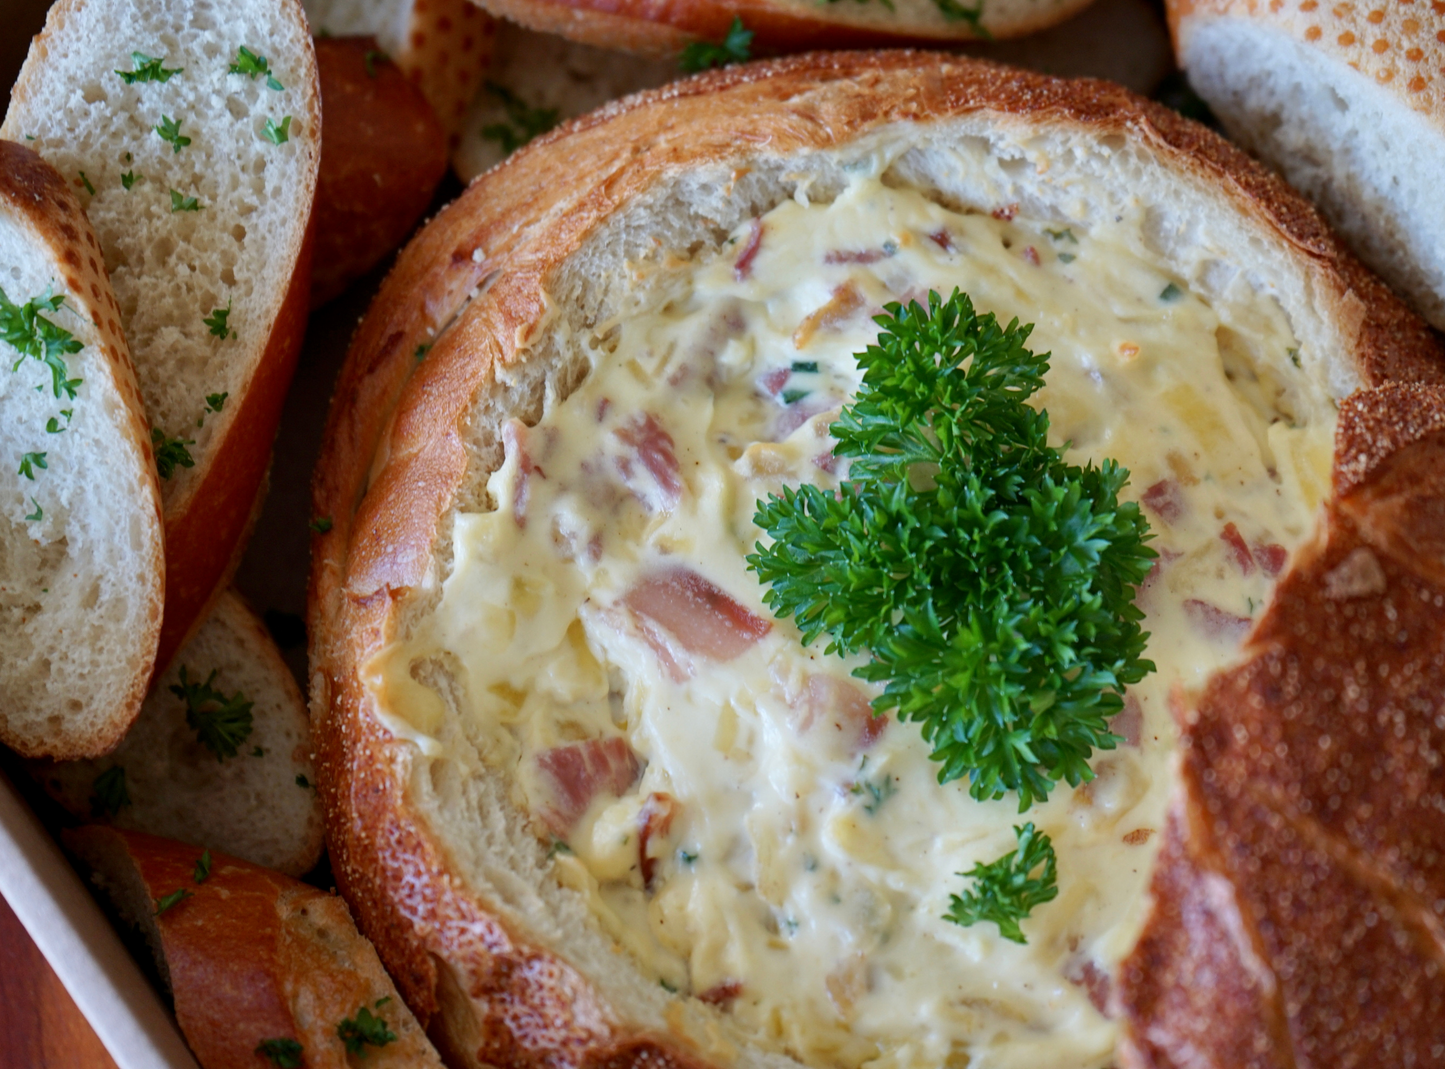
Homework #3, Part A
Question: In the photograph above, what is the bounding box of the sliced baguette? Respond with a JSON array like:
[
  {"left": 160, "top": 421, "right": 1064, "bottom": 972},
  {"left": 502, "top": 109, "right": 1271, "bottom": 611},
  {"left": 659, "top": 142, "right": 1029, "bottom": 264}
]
[
  {"left": 0, "top": 139, "right": 164, "bottom": 759},
  {"left": 302, "top": 0, "right": 496, "bottom": 144},
  {"left": 2, "top": 0, "right": 321, "bottom": 672},
  {"left": 35, "top": 588, "right": 323, "bottom": 877},
  {"left": 66, "top": 826, "right": 445, "bottom": 1069},
  {"left": 311, "top": 37, "right": 448, "bottom": 306},
  {"left": 1166, "top": 0, "right": 1445, "bottom": 331},
  {"left": 308, "top": 52, "right": 1445, "bottom": 1069},
  {"left": 453, "top": 0, "right": 1171, "bottom": 183}
]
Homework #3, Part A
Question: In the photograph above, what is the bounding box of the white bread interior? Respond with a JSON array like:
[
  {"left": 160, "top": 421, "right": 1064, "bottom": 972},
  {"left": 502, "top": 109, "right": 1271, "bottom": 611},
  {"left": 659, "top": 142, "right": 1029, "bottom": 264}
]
[
  {"left": 0, "top": 149, "right": 163, "bottom": 759},
  {"left": 378, "top": 113, "right": 1374, "bottom": 1066},
  {"left": 1178, "top": 17, "right": 1445, "bottom": 331},
  {"left": 1, "top": 0, "right": 320, "bottom": 517},
  {"left": 40, "top": 588, "right": 323, "bottom": 876}
]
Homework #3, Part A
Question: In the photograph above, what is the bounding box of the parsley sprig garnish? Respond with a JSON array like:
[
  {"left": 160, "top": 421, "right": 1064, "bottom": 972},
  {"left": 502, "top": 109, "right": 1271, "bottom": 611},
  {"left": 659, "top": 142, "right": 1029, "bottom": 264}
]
[
  {"left": 203, "top": 301, "right": 234, "bottom": 339},
  {"left": 115, "top": 52, "right": 182, "bottom": 84},
  {"left": 480, "top": 83, "right": 559, "bottom": 155},
  {"left": 170, "top": 666, "right": 254, "bottom": 761},
  {"left": 748, "top": 290, "right": 1155, "bottom": 810},
  {"left": 229, "top": 46, "right": 283, "bottom": 91},
  {"left": 679, "top": 17, "right": 753, "bottom": 72},
  {"left": 338, "top": 1000, "right": 397, "bottom": 1056},
  {"left": 256, "top": 1038, "right": 303, "bottom": 1067},
  {"left": 151, "top": 427, "right": 195, "bottom": 478},
  {"left": 261, "top": 115, "right": 292, "bottom": 145},
  {"left": 155, "top": 115, "right": 191, "bottom": 153},
  {"left": 0, "top": 286, "right": 84, "bottom": 399},
  {"left": 945, "top": 823, "right": 1058, "bottom": 943}
]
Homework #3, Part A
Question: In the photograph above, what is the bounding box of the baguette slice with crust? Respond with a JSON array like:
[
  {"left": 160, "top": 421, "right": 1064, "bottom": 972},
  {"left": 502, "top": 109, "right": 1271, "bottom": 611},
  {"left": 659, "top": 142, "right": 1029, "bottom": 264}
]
[
  {"left": 1116, "top": 382, "right": 1445, "bottom": 1067},
  {"left": 0, "top": 140, "right": 164, "bottom": 759},
  {"left": 1165, "top": 0, "right": 1445, "bottom": 331},
  {"left": 67, "top": 826, "right": 446, "bottom": 1069},
  {"left": 308, "top": 52, "right": 1445, "bottom": 1069},
  {"left": 302, "top": 0, "right": 496, "bottom": 144},
  {"left": 311, "top": 37, "right": 449, "bottom": 307},
  {"left": 35, "top": 588, "right": 323, "bottom": 877},
  {"left": 454, "top": 0, "right": 1171, "bottom": 182},
  {"left": 2, "top": 0, "right": 321, "bottom": 673}
]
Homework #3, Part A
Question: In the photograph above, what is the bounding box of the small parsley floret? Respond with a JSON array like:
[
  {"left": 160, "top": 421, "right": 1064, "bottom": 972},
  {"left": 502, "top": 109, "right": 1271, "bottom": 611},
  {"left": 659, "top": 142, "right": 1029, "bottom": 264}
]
[
  {"left": 256, "top": 1038, "right": 303, "bottom": 1068},
  {"left": 154, "top": 888, "right": 193, "bottom": 915},
  {"left": 748, "top": 290, "right": 1156, "bottom": 810},
  {"left": 206, "top": 391, "right": 229, "bottom": 412},
  {"left": 261, "top": 115, "right": 292, "bottom": 145},
  {"left": 337, "top": 1003, "right": 397, "bottom": 1056},
  {"left": 121, "top": 171, "right": 138, "bottom": 190},
  {"left": 1, "top": 286, "right": 84, "bottom": 399},
  {"left": 115, "top": 52, "right": 182, "bottom": 84},
  {"left": 229, "top": 46, "right": 283, "bottom": 91},
  {"left": 203, "top": 301, "right": 234, "bottom": 339},
  {"left": 308, "top": 516, "right": 333, "bottom": 534},
  {"left": 193, "top": 850, "right": 212, "bottom": 883},
  {"left": 155, "top": 115, "right": 191, "bottom": 153},
  {"left": 480, "top": 83, "right": 559, "bottom": 155},
  {"left": 91, "top": 766, "right": 129, "bottom": 817},
  {"left": 24, "top": 498, "right": 42, "bottom": 522},
  {"left": 151, "top": 427, "right": 195, "bottom": 479},
  {"left": 933, "top": 0, "right": 989, "bottom": 34},
  {"left": 1159, "top": 282, "right": 1184, "bottom": 302},
  {"left": 679, "top": 17, "right": 753, "bottom": 72},
  {"left": 944, "top": 823, "right": 1058, "bottom": 943},
  {"left": 170, "top": 189, "right": 202, "bottom": 213},
  {"left": 171, "top": 666, "right": 254, "bottom": 761},
  {"left": 18, "top": 451, "right": 47, "bottom": 480}
]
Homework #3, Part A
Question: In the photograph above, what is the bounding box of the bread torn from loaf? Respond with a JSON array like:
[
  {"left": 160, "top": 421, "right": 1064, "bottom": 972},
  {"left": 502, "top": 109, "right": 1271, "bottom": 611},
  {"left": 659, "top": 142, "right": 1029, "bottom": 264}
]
[
  {"left": 0, "top": 140, "right": 164, "bottom": 759},
  {"left": 37, "top": 588, "right": 323, "bottom": 877},
  {"left": 67, "top": 826, "right": 445, "bottom": 1069},
  {"left": 308, "top": 52, "right": 1445, "bottom": 1069},
  {"left": 1166, "top": 0, "right": 1445, "bottom": 332},
  {"left": 2, "top": 0, "right": 320, "bottom": 672}
]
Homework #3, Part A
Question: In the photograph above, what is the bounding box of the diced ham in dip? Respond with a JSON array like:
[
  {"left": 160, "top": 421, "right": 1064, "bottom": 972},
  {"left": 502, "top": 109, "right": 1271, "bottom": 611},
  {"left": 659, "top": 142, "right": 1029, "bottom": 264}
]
[
  {"left": 535, "top": 738, "right": 643, "bottom": 835},
  {"left": 623, "top": 567, "right": 771, "bottom": 665}
]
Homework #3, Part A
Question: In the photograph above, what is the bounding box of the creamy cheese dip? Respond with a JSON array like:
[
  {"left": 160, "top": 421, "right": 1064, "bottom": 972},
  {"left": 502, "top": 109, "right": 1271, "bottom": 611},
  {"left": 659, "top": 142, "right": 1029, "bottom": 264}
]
[{"left": 375, "top": 174, "right": 1336, "bottom": 1069}]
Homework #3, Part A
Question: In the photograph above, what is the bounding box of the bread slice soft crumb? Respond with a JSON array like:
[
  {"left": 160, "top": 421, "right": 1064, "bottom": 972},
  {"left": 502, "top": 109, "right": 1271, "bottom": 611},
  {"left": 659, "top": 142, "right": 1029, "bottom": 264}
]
[
  {"left": 0, "top": 141, "right": 164, "bottom": 759},
  {"left": 38, "top": 588, "right": 323, "bottom": 876}
]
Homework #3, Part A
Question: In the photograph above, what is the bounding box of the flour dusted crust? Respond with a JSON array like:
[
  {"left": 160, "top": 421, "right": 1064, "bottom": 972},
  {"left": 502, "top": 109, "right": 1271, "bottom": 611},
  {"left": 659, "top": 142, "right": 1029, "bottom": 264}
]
[{"left": 308, "top": 53, "right": 1445, "bottom": 1069}]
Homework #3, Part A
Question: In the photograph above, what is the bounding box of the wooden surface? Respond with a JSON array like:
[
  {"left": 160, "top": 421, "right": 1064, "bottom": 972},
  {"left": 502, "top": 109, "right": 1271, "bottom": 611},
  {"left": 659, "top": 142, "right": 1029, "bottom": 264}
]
[{"left": 0, "top": 891, "right": 120, "bottom": 1069}]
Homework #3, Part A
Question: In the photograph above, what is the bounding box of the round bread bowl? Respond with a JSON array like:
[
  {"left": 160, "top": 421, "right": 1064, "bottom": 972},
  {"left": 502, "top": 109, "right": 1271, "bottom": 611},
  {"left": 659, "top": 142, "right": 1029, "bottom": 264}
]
[{"left": 308, "top": 51, "right": 1445, "bottom": 1069}]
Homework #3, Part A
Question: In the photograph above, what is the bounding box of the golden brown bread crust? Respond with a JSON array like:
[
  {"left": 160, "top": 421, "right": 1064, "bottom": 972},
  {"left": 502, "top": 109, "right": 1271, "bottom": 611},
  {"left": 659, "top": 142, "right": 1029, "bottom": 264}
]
[
  {"left": 468, "top": 0, "right": 1094, "bottom": 53},
  {"left": 0, "top": 140, "right": 164, "bottom": 758},
  {"left": 308, "top": 51, "right": 1445, "bottom": 1068},
  {"left": 1116, "top": 384, "right": 1445, "bottom": 1068},
  {"left": 311, "top": 38, "right": 449, "bottom": 308},
  {"left": 81, "top": 827, "right": 442, "bottom": 1069}
]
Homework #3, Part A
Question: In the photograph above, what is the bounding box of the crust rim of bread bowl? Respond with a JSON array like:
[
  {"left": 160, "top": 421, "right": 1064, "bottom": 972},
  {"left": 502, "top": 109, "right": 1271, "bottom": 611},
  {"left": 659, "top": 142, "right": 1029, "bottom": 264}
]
[{"left": 307, "top": 51, "right": 1445, "bottom": 1068}]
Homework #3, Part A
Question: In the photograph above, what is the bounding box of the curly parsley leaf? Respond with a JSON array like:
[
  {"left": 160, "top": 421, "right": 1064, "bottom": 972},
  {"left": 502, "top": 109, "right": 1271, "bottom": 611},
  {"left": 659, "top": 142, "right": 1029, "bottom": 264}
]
[
  {"left": 203, "top": 301, "right": 234, "bottom": 339},
  {"left": 679, "top": 17, "right": 753, "bottom": 72},
  {"left": 115, "top": 52, "right": 183, "bottom": 84},
  {"left": 944, "top": 823, "right": 1058, "bottom": 943},
  {"left": 205, "top": 391, "right": 228, "bottom": 412},
  {"left": 261, "top": 115, "right": 292, "bottom": 145},
  {"left": 0, "top": 286, "right": 84, "bottom": 399},
  {"left": 337, "top": 1003, "right": 397, "bottom": 1056},
  {"left": 480, "top": 83, "right": 559, "bottom": 155},
  {"left": 256, "top": 1038, "right": 303, "bottom": 1068},
  {"left": 748, "top": 290, "right": 1156, "bottom": 810},
  {"left": 155, "top": 114, "right": 191, "bottom": 153},
  {"left": 154, "top": 888, "right": 193, "bottom": 915},
  {"left": 170, "top": 189, "right": 202, "bottom": 212},
  {"left": 170, "top": 666, "right": 254, "bottom": 761},
  {"left": 91, "top": 766, "right": 130, "bottom": 817},
  {"left": 151, "top": 427, "right": 195, "bottom": 479},
  {"left": 229, "top": 46, "right": 283, "bottom": 91}
]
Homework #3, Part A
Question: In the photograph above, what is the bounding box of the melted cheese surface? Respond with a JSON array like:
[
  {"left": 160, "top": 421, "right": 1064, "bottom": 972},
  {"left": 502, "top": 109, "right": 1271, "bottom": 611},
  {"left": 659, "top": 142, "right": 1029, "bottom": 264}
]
[{"left": 377, "top": 174, "right": 1337, "bottom": 1069}]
